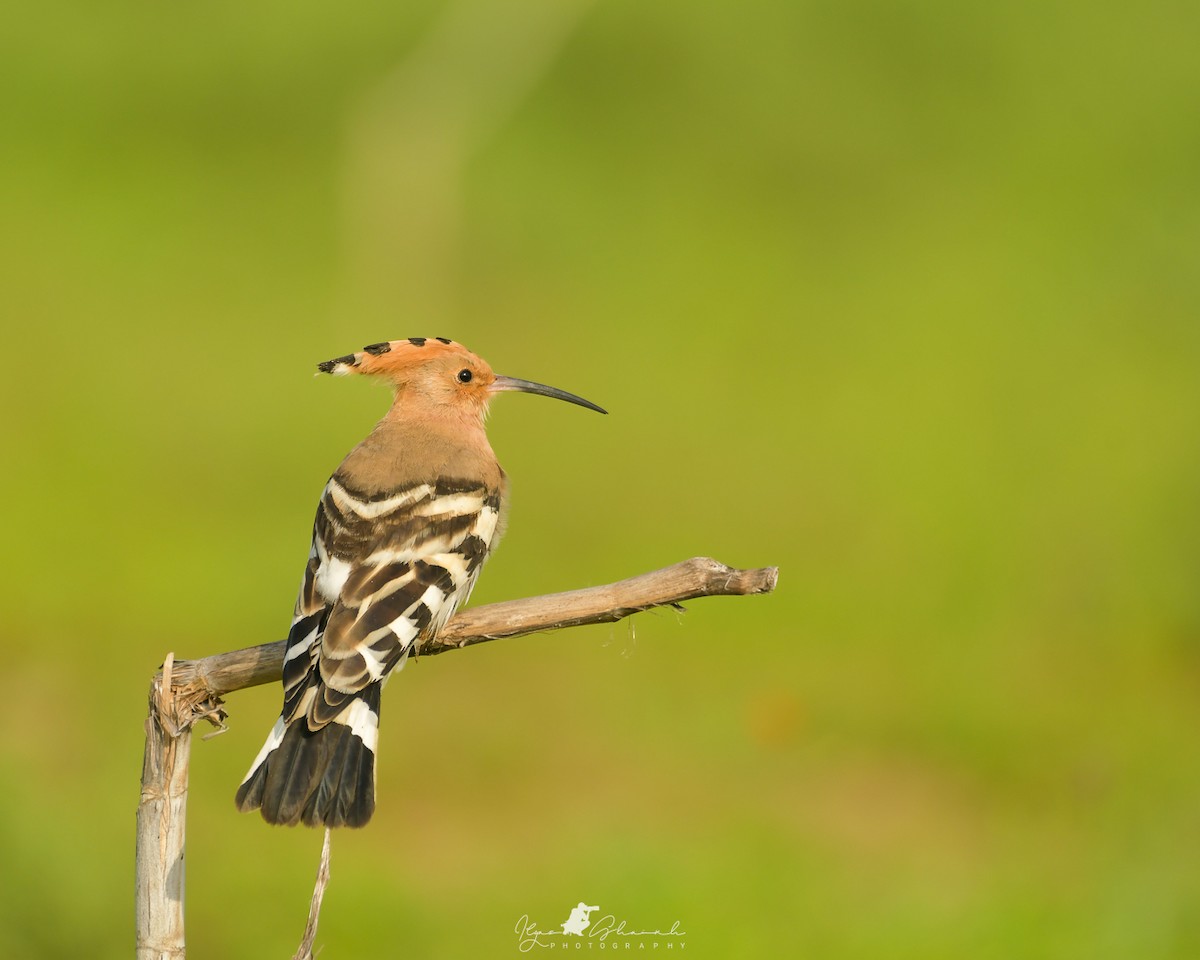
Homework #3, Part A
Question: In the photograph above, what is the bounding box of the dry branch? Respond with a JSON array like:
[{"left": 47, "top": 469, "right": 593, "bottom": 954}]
[
  {"left": 135, "top": 557, "right": 777, "bottom": 958},
  {"left": 292, "top": 828, "right": 332, "bottom": 960},
  {"left": 163, "top": 556, "right": 777, "bottom": 707}
]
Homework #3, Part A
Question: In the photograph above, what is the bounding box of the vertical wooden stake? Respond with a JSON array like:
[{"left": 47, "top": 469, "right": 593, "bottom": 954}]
[{"left": 136, "top": 653, "right": 190, "bottom": 960}]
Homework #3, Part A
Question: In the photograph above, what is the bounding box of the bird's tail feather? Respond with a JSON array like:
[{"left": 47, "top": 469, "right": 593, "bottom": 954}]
[{"left": 235, "top": 686, "right": 379, "bottom": 828}]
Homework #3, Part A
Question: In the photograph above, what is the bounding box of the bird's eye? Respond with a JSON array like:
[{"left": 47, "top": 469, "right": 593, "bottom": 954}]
[{"left": 457, "top": 369, "right": 473, "bottom": 383}]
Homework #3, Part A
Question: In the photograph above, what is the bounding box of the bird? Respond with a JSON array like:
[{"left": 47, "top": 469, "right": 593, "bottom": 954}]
[{"left": 235, "top": 337, "right": 606, "bottom": 828}]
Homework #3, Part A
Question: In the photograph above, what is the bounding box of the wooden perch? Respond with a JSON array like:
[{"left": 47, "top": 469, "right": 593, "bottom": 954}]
[{"left": 135, "top": 557, "right": 777, "bottom": 959}]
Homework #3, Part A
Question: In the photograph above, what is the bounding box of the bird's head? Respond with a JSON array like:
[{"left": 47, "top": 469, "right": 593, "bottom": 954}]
[{"left": 317, "top": 337, "right": 606, "bottom": 426}]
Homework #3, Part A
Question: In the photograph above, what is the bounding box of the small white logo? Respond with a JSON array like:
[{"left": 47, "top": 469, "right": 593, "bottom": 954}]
[
  {"left": 516, "top": 902, "right": 687, "bottom": 952},
  {"left": 560, "top": 902, "right": 600, "bottom": 936}
]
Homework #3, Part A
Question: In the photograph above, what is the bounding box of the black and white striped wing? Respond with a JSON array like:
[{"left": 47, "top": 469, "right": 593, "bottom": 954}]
[
  {"left": 287, "top": 476, "right": 501, "bottom": 724},
  {"left": 236, "top": 476, "right": 501, "bottom": 826}
]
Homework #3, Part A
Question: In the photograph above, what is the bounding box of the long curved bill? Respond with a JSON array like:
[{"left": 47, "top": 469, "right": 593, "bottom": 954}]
[{"left": 491, "top": 375, "right": 607, "bottom": 414}]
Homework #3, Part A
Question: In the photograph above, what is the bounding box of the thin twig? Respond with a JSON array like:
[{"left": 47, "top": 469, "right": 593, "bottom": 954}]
[{"left": 292, "top": 829, "right": 333, "bottom": 960}]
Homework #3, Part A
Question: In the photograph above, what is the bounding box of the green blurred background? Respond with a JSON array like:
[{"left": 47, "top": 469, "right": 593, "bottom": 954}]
[{"left": 3, "top": 0, "right": 1198, "bottom": 956}]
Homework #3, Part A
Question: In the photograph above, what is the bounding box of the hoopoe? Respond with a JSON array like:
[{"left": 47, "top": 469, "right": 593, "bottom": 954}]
[{"left": 235, "top": 337, "right": 605, "bottom": 828}]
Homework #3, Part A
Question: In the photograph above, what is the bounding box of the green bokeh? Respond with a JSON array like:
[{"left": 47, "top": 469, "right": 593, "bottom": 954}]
[{"left": 3, "top": 1, "right": 1198, "bottom": 957}]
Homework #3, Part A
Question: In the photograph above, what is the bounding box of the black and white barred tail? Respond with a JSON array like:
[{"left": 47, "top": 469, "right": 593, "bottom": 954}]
[{"left": 235, "top": 683, "right": 381, "bottom": 828}]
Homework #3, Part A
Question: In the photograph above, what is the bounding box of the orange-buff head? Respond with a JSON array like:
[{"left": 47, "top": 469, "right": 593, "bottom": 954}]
[{"left": 316, "top": 336, "right": 606, "bottom": 425}]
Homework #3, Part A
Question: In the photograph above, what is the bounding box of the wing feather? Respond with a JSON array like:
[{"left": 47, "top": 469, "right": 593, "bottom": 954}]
[
  {"left": 281, "top": 476, "right": 500, "bottom": 730},
  {"left": 238, "top": 460, "right": 507, "bottom": 827}
]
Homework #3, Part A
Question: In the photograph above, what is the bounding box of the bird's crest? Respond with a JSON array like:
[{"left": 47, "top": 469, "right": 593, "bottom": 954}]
[{"left": 317, "top": 337, "right": 485, "bottom": 378}]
